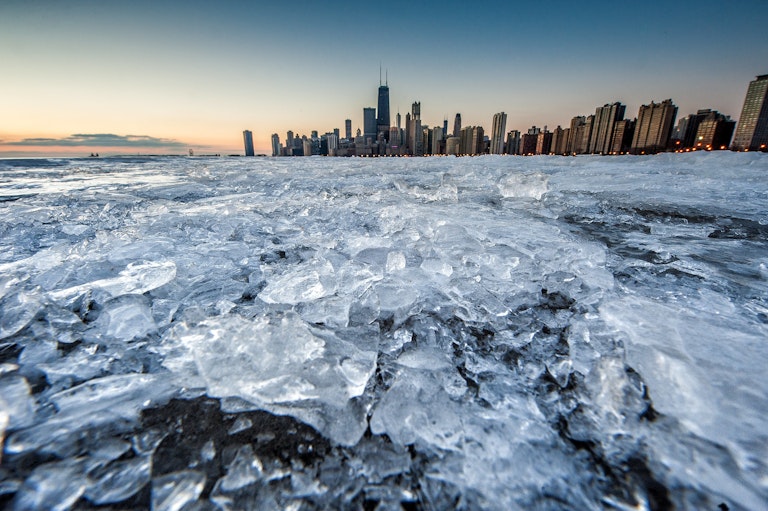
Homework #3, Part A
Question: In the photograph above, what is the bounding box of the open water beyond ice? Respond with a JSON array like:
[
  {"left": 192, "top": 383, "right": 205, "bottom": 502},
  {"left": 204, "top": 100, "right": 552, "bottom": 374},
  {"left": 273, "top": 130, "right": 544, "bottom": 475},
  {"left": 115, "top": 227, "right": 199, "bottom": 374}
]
[{"left": 0, "top": 153, "right": 766, "bottom": 510}]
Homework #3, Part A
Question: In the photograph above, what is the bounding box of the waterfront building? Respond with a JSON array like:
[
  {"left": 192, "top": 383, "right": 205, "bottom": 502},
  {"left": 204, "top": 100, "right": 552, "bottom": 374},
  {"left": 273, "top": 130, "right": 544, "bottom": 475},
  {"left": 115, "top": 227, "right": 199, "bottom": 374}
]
[
  {"left": 271, "top": 133, "right": 281, "bottom": 157},
  {"left": 363, "top": 107, "right": 377, "bottom": 140},
  {"left": 505, "top": 130, "right": 521, "bottom": 155},
  {"left": 630, "top": 99, "right": 677, "bottom": 154},
  {"left": 431, "top": 126, "right": 444, "bottom": 155},
  {"left": 536, "top": 129, "right": 553, "bottom": 155},
  {"left": 453, "top": 113, "right": 461, "bottom": 137},
  {"left": 567, "top": 116, "right": 585, "bottom": 154},
  {"left": 377, "top": 82, "right": 390, "bottom": 139},
  {"left": 490, "top": 112, "right": 507, "bottom": 154},
  {"left": 731, "top": 74, "right": 768, "bottom": 151},
  {"left": 243, "top": 130, "right": 255, "bottom": 157},
  {"left": 609, "top": 119, "right": 635, "bottom": 154},
  {"left": 550, "top": 126, "right": 566, "bottom": 155},
  {"left": 345, "top": 119, "right": 352, "bottom": 140},
  {"left": 694, "top": 111, "right": 735, "bottom": 150},
  {"left": 589, "top": 102, "right": 626, "bottom": 154}
]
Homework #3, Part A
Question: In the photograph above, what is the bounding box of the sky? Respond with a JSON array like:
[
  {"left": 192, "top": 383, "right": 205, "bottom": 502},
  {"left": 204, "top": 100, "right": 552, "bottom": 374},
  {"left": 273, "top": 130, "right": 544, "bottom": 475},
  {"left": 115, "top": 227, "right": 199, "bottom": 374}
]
[{"left": 1, "top": 0, "right": 767, "bottom": 156}]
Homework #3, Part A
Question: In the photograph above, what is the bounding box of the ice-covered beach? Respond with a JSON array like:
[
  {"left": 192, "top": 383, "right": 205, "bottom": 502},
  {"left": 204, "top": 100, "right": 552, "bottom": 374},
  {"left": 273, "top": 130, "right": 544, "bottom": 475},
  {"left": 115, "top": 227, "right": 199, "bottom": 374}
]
[{"left": 0, "top": 152, "right": 766, "bottom": 510}]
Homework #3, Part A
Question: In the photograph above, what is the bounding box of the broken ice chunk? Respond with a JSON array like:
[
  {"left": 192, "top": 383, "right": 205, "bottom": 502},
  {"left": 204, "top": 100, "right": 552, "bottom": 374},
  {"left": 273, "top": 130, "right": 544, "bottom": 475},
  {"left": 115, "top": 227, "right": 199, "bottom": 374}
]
[
  {"left": 49, "top": 260, "right": 176, "bottom": 303},
  {"left": 151, "top": 470, "right": 205, "bottom": 511},
  {"left": 84, "top": 456, "right": 151, "bottom": 505},
  {"left": 0, "top": 376, "right": 35, "bottom": 430},
  {"left": 11, "top": 460, "right": 86, "bottom": 511},
  {"left": 216, "top": 444, "right": 263, "bottom": 493},
  {"left": 0, "top": 290, "right": 42, "bottom": 340},
  {"left": 85, "top": 294, "right": 157, "bottom": 342},
  {"left": 370, "top": 373, "right": 463, "bottom": 450},
  {"left": 258, "top": 259, "right": 337, "bottom": 304},
  {"left": 173, "top": 312, "right": 376, "bottom": 406},
  {"left": 228, "top": 416, "right": 253, "bottom": 435}
]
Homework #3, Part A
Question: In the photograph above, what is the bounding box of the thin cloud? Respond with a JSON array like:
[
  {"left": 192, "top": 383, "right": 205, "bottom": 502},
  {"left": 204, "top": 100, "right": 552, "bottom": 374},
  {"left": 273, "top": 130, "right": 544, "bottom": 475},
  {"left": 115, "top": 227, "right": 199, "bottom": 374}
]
[{"left": 2, "top": 133, "right": 187, "bottom": 148}]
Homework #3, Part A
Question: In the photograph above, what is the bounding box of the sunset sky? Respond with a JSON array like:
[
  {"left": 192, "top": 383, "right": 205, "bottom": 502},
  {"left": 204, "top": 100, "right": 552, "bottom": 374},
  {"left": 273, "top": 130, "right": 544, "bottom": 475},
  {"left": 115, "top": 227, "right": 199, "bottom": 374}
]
[{"left": 2, "top": 0, "right": 767, "bottom": 156}]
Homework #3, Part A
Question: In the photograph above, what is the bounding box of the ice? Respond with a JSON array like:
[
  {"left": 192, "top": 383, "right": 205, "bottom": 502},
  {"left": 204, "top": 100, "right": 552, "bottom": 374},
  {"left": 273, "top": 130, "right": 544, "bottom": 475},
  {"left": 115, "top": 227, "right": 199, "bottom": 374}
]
[
  {"left": 151, "top": 470, "right": 206, "bottom": 511},
  {"left": 10, "top": 460, "right": 86, "bottom": 511},
  {"left": 83, "top": 455, "right": 151, "bottom": 505},
  {"left": 215, "top": 444, "right": 263, "bottom": 493},
  {"left": 0, "top": 290, "right": 42, "bottom": 340},
  {"left": 48, "top": 260, "right": 177, "bottom": 303},
  {"left": 0, "top": 153, "right": 766, "bottom": 509}
]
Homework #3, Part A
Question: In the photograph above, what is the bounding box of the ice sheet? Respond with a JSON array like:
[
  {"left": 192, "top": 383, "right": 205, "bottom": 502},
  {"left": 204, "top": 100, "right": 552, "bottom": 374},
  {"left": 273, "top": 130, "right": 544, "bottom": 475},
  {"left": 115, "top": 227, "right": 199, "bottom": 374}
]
[{"left": 0, "top": 153, "right": 766, "bottom": 510}]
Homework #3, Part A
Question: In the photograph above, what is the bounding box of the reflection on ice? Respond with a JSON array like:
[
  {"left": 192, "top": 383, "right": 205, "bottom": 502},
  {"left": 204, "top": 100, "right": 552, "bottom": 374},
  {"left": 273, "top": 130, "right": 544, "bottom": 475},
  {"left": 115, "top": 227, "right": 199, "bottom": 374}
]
[{"left": 1, "top": 153, "right": 767, "bottom": 510}]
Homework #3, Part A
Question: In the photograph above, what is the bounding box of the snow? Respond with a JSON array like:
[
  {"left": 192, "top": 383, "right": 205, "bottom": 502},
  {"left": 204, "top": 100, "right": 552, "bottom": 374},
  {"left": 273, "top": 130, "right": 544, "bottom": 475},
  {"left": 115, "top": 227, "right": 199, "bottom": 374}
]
[{"left": 0, "top": 152, "right": 767, "bottom": 510}]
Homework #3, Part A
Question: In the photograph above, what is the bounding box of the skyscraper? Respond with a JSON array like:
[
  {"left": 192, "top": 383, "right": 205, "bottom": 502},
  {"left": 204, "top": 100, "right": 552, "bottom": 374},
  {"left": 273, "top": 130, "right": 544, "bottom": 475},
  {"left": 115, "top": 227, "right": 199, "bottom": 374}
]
[
  {"left": 609, "top": 119, "right": 635, "bottom": 154},
  {"left": 490, "top": 112, "right": 507, "bottom": 154},
  {"left": 271, "top": 133, "right": 281, "bottom": 157},
  {"left": 731, "top": 74, "right": 768, "bottom": 151},
  {"left": 589, "top": 102, "right": 626, "bottom": 155},
  {"left": 630, "top": 99, "right": 677, "bottom": 154},
  {"left": 412, "top": 102, "right": 421, "bottom": 120},
  {"left": 377, "top": 81, "right": 390, "bottom": 138},
  {"left": 505, "top": 130, "right": 520, "bottom": 155},
  {"left": 453, "top": 113, "right": 461, "bottom": 137},
  {"left": 243, "top": 130, "right": 255, "bottom": 157},
  {"left": 345, "top": 119, "right": 352, "bottom": 140},
  {"left": 694, "top": 111, "right": 735, "bottom": 150},
  {"left": 363, "top": 107, "right": 377, "bottom": 140}
]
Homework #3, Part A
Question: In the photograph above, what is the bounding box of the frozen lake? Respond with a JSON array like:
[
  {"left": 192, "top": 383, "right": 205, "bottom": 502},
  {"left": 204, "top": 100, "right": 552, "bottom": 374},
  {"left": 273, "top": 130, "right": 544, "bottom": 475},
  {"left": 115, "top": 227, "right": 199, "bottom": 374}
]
[{"left": 1, "top": 153, "right": 767, "bottom": 510}]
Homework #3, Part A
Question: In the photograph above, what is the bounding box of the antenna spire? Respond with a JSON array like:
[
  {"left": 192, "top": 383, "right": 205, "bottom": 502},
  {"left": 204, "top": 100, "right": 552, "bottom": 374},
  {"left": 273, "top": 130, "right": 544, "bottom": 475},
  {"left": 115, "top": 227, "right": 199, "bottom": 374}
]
[{"left": 379, "top": 64, "right": 382, "bottom": 86}]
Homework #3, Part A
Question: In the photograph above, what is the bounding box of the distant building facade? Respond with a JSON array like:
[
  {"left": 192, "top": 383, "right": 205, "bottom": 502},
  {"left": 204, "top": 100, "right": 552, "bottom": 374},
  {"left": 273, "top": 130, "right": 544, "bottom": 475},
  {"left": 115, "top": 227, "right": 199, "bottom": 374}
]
[
  {"left": 377, "top": 83, "right": 390, "bottom": 139},
  {"left": 453, "top": 113, "right": 462, "bottom": 137},
  {"left": 731, "top": 74, "right": 768, "bottom": 151},
  {"left": 693, "top": 111, "right": 735, "bottom": 150},
  {"left": 630, "top": 99, "right": 677, "bottom": 154},
  {"left": 271, "top": 133, "right": 281, "bottom": 157},
  {"left": 490, "top": 112, "right": 507, "bottom": 154},
  {"left": 505, "top": 130, "right": 521, "bottom": 155},
  {"left": 363, "top": 107, "right": 377, "bottom": 140},
  {"left": 589, "top": 102, "right": 626, "bottom": 155},
  {"left": 243, "top": 130, "right": 255, "bottom": 156}
]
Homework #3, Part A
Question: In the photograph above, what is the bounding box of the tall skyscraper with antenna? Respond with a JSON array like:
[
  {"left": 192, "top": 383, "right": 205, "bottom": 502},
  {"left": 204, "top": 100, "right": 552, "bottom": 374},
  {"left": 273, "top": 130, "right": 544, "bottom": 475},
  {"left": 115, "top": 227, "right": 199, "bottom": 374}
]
[{"left": 377, "top": 68, "right": 390, "bottom": 140}]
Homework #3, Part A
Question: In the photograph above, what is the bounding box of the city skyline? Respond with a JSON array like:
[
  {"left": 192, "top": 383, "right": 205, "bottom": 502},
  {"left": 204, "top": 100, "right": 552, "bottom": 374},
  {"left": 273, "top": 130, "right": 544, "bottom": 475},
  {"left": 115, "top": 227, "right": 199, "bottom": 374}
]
[{"left": 2, "top": 0, "right": 767, "bottom": 156}]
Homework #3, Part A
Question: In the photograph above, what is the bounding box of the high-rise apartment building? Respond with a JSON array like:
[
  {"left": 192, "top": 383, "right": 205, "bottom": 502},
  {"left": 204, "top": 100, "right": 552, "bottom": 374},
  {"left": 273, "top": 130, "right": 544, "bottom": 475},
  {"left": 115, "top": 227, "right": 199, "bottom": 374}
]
[
  {"left": 520, "top": 127, "right": 540, "bottom": 155},
  {"left": 673, "top": 110, "right": 711, "bottom": 149},
  {"left": 271, "top": 133, "right": 281, "bottom": 157},
  {"left": 505, "top": 130, "right": 521, "bottom": 155},
  {"left": 589, "top": 102, "right": 626, "bottom": 154},
  {"left": 630, "top": 99, "right": 677, "bottom": 154},
  {"left": 243, "top": 130, "right": 255, "bottom": 156},
  {"left": 535, "top": 129, "right": 553, "bottom": 155},
  {"left": 731, "top": 74, "right": 768, "bottom": 151},
  {"left": 453, "top": 113, "right": 461, "bottom": 137},
  {"left": 609, "top": 119, "right": 635, "bottom": 154},
  {"left": 431, "top": 126, "right": 444, "bottom": 155},
  {"left": 460, "top": 126, "right": 484, "bottom": 155},
  {"left": 567, "top": 116, "right": 585, "bottom": 155},
  {"left": 490, "top": 112, "right": 507, "bottom": 154},
  {"left": 694, "top": 111, "right": 735, "bottom": 150},
  {"left": 363, "top": 107, "right": 377, "bottom": 140},
  {"left": 345, "top": 119, "right": 352, "bottom": 140},
  {"left": 551, "top": 126, "right": 567, "bottom": 155}
]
